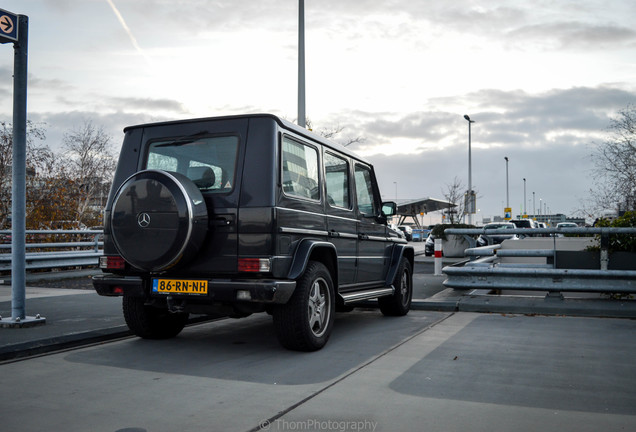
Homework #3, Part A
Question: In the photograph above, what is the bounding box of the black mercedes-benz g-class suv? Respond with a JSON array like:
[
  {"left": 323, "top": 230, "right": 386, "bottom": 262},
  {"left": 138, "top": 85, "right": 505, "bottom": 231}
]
[{"left": 93, "top": 114, "right": 414, "bottom": 351}]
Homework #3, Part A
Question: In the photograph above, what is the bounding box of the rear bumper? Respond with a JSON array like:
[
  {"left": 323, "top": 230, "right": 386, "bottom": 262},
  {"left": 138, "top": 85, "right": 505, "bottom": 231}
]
[{"left": 92, "top": 273, "right": 296, "bottom": 304}]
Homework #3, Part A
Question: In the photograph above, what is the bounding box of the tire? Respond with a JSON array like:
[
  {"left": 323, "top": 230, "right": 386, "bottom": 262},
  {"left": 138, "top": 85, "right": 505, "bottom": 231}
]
[
  {"left": 122, "top": 296, "right": 189, "bottom": 339},
  {"left": 110, "top": 170, "right": 208, "bottom": 272},
  {"left": 272, "top": 261, "right": 335, "bottom": 351},
  {"left": 378, "top": 257, "right": 413, "bottom": 316}
]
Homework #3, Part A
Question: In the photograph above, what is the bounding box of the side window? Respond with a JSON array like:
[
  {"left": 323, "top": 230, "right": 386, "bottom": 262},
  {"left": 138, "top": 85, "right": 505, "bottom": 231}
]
[
  {"left": 354, "top": 164, "right": 377, "bottom": 216},
  {"left": 324, "top": 152, "right": 350, "bottom": 208},
  {"left": 282, "top": 136, "right": 320, "bottom": 201}
]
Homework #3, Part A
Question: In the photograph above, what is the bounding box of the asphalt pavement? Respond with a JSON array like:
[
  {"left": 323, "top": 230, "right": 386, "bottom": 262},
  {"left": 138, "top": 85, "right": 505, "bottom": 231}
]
[
  {"left": 2, "top": 243, "right": 636, "bottom": 431},
  {"left": 1, "top": 241, "right": 635, "bottom": 361},
  {"left": 2, "top": 310, "right": 636, "bottom": 431}
]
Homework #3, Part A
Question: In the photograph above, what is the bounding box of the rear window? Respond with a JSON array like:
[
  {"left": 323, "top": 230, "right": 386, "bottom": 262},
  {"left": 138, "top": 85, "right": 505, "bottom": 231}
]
[
  {"left": 511, "top": 220, "right": 532, "bottom": 228},
  {"left": 145, "top": 136, "right": 239, "bottom": 192}
]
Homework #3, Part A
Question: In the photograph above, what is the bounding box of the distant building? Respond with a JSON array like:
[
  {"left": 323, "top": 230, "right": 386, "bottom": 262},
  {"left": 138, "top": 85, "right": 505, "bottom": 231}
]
[{"left": 522, "top": 213, "right": 585, "bottom": 227}]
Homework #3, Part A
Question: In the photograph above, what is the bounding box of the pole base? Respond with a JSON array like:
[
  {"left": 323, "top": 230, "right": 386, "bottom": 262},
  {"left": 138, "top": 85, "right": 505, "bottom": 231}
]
[{"left": 0, "top": 314, "right": 46, "bottom": 328}]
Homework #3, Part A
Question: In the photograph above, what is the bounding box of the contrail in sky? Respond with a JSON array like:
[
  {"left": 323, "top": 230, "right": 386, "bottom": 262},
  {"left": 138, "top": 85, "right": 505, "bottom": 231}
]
[{"left": 105, "top": 0, "right": 152, "bottom": 65}]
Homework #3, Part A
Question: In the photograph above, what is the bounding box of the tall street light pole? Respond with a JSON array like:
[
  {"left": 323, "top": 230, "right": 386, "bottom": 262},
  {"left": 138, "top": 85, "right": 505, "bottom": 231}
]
[
  {"left": 464, "top": 115, "right": 475, "bottom": 225},
  {"left": 298, "top": 0, "right": 306, "bottom": 127},
  {"left": 504, "top": 157, "right": 509, "bottom": 209},
  {"left": 523, "top": 178, "right": 526, "bottom": 216}
]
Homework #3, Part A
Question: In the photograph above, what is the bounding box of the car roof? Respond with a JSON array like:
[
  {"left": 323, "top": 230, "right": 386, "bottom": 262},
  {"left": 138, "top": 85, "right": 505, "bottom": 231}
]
[{"left": 122, "top": 113, "right": 369, "bottom": 164}]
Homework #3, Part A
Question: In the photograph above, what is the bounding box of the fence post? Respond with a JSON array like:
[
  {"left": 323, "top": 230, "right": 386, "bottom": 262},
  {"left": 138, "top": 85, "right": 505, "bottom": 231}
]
[
  {"left": 600, "top": 232, "right": 609, "bottom": 271},
  {"left": 434, "top": 238, "right": 443, "bottom": 276}
]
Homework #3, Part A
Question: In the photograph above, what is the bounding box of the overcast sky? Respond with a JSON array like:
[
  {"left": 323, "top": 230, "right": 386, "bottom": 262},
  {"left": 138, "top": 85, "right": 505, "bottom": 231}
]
[{"left": 1, "top": 0, "right": 635, "bottom": 223}]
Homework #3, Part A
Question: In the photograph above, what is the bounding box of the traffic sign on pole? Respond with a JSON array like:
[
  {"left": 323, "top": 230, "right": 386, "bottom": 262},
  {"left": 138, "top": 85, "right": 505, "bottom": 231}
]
[{"left": 0, "top": 8, "right": 18, "bottom": 43}]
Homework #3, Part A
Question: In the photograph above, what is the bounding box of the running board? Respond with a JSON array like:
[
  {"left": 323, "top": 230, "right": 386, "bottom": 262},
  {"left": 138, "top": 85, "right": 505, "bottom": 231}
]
[{"left": 340, "top": 287, "right": 394, "bottom": 304}]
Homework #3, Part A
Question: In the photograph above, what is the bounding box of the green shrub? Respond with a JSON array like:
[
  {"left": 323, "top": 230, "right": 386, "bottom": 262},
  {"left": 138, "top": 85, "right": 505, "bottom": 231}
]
[
  {"left": 431, "top": 223, "right": 476, "bottom": 241},
  {"left": 593, "top": 211, "right": 636, "bottom": 253}
]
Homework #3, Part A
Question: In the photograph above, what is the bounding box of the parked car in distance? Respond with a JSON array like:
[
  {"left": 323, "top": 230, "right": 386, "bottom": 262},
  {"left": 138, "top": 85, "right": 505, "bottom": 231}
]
[
  {"left": 555, "top": 221, "right": 579, "bottom": 237},
  {"left": 534, "top": 221, "right": 549, "bottom": 237},
  {"left": 389, "top": 224, "right": 406, "bottom": 239},
  {"left": 476, "top": 222, "right": 518, "bottom": 247},
  {"left": 556, "top": 222, "right": 578, "bottom": 228},
  {"left": 509, "top": 219, "right": 535, "bottom": 229},
  {"left": 509, "top": 218, "right": 535, "bottom": 237},
  {"left": 397, "top": 225, "right": 413, "bottom": 241},
  {"left": 424, "top": 232, "right": 436, "bottom": 256}
]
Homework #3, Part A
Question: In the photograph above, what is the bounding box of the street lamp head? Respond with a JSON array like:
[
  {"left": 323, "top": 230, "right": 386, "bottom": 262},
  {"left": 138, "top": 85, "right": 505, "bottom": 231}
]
[
  {"left": 504, "top": 156, "right": 508, "bottom": 162},
  {"left": 463, "top": 114, "right": 474, "bottom": 123}
]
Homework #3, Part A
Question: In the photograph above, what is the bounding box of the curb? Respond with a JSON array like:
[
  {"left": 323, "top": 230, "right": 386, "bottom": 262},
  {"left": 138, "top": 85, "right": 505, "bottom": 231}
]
[
  {"left": 411, "top": 296, "right": 636, "bottom": 318},
  {"left": 0, "top": 315, "right": 222, "bottom": 362}
]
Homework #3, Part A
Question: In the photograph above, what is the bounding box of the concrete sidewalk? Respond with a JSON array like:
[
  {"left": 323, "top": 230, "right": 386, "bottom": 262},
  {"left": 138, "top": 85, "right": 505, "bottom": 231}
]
[{"left": 0, "top": 285, "right": 130, "bottom": 360}]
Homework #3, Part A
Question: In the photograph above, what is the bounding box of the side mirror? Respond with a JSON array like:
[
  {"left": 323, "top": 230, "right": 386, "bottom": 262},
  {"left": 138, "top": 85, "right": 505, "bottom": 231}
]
[{"left": 382, "top": 201, "right": 397, "bottom": 217}]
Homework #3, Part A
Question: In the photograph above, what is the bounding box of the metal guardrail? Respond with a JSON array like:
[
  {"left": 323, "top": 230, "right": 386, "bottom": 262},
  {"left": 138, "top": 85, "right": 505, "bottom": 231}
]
[
  {"left": 0, "top": 230, "right": 103, "bottom": 272},
  {"left": 442, "top": 227, "right": 636, "bottom": 295}
]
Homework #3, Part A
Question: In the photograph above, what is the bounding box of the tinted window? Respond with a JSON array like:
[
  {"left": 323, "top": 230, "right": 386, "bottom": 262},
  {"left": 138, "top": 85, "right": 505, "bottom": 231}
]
[
  {"left": 282, "top": 137, "right": 320, "bottom": 201},
  {"left": 146, "top": 136, "right": 238, "bottom": 192},
  {"left": 354, "top": 164, "right": 377, "bottom": 216},
  {"left": 511, "top": 220, "right": 532, "bottom": 228},
  {"left": 324, "top": 152, "right": 350, "bottom": 208}
]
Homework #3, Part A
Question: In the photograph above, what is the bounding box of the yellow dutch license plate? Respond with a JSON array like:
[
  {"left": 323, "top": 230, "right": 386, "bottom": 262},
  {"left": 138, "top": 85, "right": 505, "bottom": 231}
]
[{"left": 152, "top": 279, "right": 208, "bottom": 295}]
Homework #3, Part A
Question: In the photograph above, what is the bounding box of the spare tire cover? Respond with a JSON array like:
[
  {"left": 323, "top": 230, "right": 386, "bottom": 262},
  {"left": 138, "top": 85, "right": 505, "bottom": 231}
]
[{"left": 110, "top": 170, "right": 208, "bottom": 272}]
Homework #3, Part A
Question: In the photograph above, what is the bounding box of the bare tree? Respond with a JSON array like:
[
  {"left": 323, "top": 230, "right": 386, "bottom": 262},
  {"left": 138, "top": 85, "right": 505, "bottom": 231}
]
[
  {"left": 442, "top": 176, "right": 465, "bottom": 224},
  {"left": 0, "top": 120, "right": 52, "bottom": 229},
  {"left": 304, "top": 118, "right": 365, "bottom": 147},
  {"left": 590, "top": 104, "right": 636, "bottom": 214},
  {"left": 60, "top": 121, "right": 117, "bottom": 226}
]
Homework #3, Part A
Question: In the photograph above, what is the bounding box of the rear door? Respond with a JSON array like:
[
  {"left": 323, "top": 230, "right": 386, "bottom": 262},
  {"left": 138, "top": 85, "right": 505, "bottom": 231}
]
[
  {"left": 276, "top": 135, "right": 327, "bottom": 259},
  {"left": 324, "top": 151, "right": 357, "bottom": 288},
  {"left": 140, "top": 118, "right": 248, "bottom": 274}
]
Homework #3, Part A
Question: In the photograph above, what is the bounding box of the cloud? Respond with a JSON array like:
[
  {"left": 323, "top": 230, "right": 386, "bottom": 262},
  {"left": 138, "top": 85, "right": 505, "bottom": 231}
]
[
  {"left": 105, "top": 96, "right": 189, "bottom": 114},
  {"left": 508, "top": 22, "right": 636, "bottom": 50}
]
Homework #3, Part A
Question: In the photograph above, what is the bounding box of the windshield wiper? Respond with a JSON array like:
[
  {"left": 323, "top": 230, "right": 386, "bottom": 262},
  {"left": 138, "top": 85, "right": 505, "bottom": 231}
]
[{"left": 154, "top": 131, "right": 209, "bottom": 148}]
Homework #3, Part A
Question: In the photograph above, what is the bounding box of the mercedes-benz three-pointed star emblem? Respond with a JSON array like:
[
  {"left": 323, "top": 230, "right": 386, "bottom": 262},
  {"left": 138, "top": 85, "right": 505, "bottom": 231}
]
[{"left": 137, "top": 212, "right": 151, "bottom": 228}]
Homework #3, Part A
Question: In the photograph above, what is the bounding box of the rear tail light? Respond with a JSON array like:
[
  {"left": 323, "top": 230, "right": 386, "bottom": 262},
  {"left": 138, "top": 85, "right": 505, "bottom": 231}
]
[
  {"left": 100, "top": 255, "right": 126, "bottom": 270},
  {"left": 238, "top": 258, "right": 271, "bottom": 273}
]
